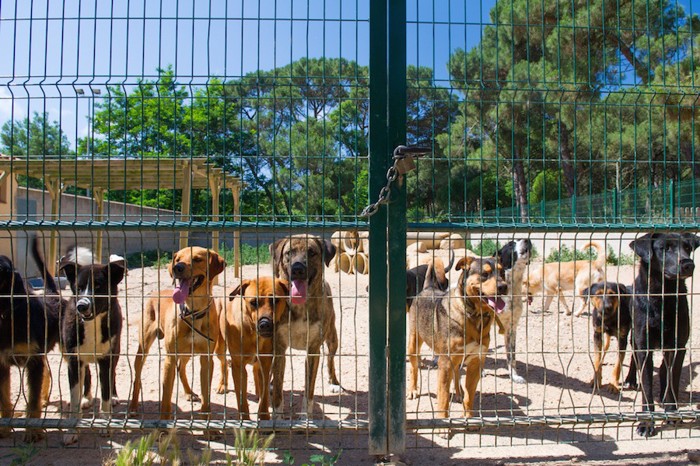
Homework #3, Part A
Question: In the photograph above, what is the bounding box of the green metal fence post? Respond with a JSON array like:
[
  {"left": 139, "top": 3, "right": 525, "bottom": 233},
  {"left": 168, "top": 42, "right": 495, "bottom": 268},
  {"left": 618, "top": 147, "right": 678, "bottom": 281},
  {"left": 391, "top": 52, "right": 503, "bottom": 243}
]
[{"left": 368, "top": 0, "right": 390, "bottom": 456}]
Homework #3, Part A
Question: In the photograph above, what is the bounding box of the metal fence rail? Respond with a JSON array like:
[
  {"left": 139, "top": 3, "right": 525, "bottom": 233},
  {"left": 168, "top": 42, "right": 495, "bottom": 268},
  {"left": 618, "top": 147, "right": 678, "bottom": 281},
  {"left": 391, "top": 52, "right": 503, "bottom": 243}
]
[{"left": 0, "top": 0, "right": 699, "bottom": 463}]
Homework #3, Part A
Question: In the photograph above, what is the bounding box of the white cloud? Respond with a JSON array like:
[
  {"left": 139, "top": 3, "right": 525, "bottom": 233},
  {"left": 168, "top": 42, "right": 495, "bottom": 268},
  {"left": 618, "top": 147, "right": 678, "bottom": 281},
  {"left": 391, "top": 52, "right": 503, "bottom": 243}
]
[{"left": 0, "top": 87, "right": 26, "bottom": 123}]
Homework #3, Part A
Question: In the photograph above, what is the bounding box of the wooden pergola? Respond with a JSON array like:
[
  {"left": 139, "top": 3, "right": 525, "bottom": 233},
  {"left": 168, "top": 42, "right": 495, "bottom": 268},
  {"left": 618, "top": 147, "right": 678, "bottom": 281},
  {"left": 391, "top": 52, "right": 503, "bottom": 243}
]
[{"left": 0, "top": 156, "right": 242, "bottom": 277}]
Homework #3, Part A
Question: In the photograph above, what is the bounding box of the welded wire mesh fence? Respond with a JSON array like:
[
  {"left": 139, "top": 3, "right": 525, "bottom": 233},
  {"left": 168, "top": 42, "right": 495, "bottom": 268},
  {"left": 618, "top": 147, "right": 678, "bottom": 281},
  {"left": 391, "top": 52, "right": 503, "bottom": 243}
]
[{"left": 0, "top": 0, "right": 699, "bottom": 462}]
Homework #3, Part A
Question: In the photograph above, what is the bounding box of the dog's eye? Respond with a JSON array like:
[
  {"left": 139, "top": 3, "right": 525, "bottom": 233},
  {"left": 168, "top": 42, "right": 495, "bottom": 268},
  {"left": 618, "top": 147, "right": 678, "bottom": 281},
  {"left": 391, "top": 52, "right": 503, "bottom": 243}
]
[
  {"left": 308, "top": 250, "right": 317, "bottom": 257},
  {"left": 249, "top": 299, "right": 259, "bottom": 309},
  {"left": 481, "top": 272, "right": 490, "bottom": 279},
  {"left": 194, "top": 257, "right": 203, "bottom": 262}
]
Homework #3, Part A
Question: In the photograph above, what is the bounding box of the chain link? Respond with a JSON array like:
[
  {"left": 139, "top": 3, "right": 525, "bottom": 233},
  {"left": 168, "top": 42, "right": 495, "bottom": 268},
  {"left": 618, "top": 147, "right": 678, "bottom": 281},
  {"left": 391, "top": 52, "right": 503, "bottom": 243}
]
[{"left": 361, "top": 145, "right": 430, "bottom": 217}]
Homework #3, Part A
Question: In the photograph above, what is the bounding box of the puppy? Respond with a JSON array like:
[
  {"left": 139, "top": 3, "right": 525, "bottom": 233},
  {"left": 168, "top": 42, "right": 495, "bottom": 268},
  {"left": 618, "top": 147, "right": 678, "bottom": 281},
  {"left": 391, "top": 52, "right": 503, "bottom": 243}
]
[
  {"left": 406, "top": 249, "right": 455, "bottom": 310},
  {"left": 525, "top": 242, "right": 606, "bottom": 316},
  {"left": 581, "top": 282, "right": 631, "bottom": 394},
  {"left": 493, "top": 239, "right": 532, "bottom": 384},
  {"left": 622, "top": 232, "right": 699, "bottom": 437},
  {"left": 0, "top": 237, "right": 63, "bottom": 442},
  {"left": 408, "top": 255, "right": 507, "bottom": 432},
  {"left": 269, "top": 234, "right": 341, "bottom": 419},
  {"left": 129, "top": 247, "right": 226, "bottom": 420},
  {"left": 218, "top": 277, "right": 289, "bottom": 420},
  {"left": 59, "top": 254, "right": 125, "bottom": 445}
]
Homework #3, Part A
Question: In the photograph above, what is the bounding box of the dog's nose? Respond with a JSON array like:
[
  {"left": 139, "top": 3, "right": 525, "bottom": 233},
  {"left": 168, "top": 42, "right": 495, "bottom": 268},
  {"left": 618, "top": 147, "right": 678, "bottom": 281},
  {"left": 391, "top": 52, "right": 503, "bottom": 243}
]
[
  {"left": 173, "top": 262, "right": 185, "bottom": 274},
  {"left": 680, "top": 260, "right": 695, "bottom": 276},
  {"left": 290, "top": 261, "right": 306, "bottom": 279},
  {"left": 497, "top": 283, "right": 508, "bottom": 296},
  {"left": 76, "top": 298, "right": 91, "bottom": 314},
  {"left": 257, "top": 317, "right": 274, "bottom": 336}
]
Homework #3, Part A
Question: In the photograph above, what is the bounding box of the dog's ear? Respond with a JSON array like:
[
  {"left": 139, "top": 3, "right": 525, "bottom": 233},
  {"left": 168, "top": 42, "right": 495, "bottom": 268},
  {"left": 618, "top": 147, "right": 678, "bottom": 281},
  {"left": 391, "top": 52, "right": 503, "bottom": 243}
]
[
  {"left": 683, "top": 233, "right": 700, "bottom": 250},
  {"left": 581, "top": 286, "right": 592, "bottom": 297},
  {"left": 270, "top": 238, "right": 287, "bottom": 277},
  {"left": 276, "top": 279, "right": 290, "bottom": 298},
  {"left": 456, "top": 256, "right": 474, "bottom": 271},
  {"left": 617, "top": 283, "right": 629, "bottom": 295},
  {"left": 208, "top": 251, "right": 226, "bottom": 278},
  {"left": 168, "top": 254, "right": 177, "bottom": 279},
  {"left": 229, "top": 280, "right": 250, "bottom": 301},
  {"left": 319, "top": 238, "right": 337, "bottom": 267},
  {"left": 59, "top": 261, "right": 78, "bottom": 292},
  {"left": 629, "top": 233, "right": 657, "bottom": 263},
  {"left": 108, "top": 261, "right": 126, "bottom": 287}
]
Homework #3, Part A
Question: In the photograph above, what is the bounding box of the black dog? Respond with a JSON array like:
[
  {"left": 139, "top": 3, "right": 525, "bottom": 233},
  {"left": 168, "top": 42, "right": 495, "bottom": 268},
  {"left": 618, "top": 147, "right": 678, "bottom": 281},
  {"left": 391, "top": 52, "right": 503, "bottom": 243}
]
[
  {"left": 406, "top": 249, "right": 455, "bottom": 310},
  {"left": 0, "top": 237, "right": 63, "bottom": 442},
  {"left": 623, "top": 232, "right": 699, "bottom": 437},
  {"left": 581, "top": 281, "right": 631, "bottom": 393},
  {"left": 59, "top": 255, "right": 125, "bottom": 445}
]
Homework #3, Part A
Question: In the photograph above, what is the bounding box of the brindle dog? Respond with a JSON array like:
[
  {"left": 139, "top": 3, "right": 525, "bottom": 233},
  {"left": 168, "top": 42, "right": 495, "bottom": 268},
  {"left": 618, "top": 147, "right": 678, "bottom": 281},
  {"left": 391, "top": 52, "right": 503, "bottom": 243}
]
[
  {"left": 269, "top": 234, "right": 341, "bottom": 419},
  {"left": 408, "top": 255, "right": 507, "bottom": 433}
]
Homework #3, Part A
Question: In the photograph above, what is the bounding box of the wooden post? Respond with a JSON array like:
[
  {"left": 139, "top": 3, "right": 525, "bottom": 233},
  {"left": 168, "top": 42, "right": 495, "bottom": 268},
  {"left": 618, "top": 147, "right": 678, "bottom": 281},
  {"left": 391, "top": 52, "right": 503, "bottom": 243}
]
[
  {"left": 179, "top": 161, "right": 192, "bottom": 249},
  {"left": 46, "top": 179, "right": 62, "bottom": 275},
  {"left": 209, "top": 176, "right": 221, "bottom": 285},
  {"left": 94, "top": 188, "right": 104, "bottom": 263},
  {"left": 233, "top": 181, "right": 241, "bottom": 278}
]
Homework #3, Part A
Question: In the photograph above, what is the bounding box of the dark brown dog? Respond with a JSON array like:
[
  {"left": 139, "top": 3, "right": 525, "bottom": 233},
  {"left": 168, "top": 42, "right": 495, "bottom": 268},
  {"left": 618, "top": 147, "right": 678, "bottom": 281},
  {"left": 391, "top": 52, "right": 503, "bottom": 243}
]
[
  {"left": 217, "top": 277, "right": 289, "bottom": 420},
  {"left": 269, "top": 234, "right": 341, "bottom": 418},
  {"left": 408, "top": 255, "right": 507, "bottom": 431},
  {"left": 581, "top": 281, "right": 631, "bottom": 394},
  {"left": 129, "top": 247, "right": 226, "bottom": 419}
]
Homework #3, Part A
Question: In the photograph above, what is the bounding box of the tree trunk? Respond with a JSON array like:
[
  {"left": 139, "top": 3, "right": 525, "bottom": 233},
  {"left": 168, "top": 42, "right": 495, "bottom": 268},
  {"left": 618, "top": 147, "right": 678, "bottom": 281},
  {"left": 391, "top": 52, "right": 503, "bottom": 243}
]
[
  {"left": 559, "top": 127, "right": 576, "bottom": 197},
  {"left": 512, "top": 147, "right": 529, "bottom": 222}
]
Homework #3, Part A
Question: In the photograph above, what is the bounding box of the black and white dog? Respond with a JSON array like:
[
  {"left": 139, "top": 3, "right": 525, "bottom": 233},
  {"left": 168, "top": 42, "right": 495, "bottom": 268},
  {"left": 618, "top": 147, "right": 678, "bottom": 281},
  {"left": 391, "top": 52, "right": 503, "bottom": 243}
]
[
  {"left": 59, "top": 249, "right": 125, "bottom": 445},
  {"left": 493, "top": 239, "right": 533, "bottom": 384}
]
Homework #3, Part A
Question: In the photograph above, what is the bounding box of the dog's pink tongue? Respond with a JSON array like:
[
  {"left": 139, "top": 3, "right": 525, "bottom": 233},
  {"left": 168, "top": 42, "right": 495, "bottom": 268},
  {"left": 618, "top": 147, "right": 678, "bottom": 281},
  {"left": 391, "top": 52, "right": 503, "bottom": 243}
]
[
  {"left": 488, "top": 297, "right": 507, "bottom": 314},
  {"left": 173, "top": 279, "right": 190, "bottom": 305},
  {"left": 290, "top": 279, "right": 307, "bottom": 305}
]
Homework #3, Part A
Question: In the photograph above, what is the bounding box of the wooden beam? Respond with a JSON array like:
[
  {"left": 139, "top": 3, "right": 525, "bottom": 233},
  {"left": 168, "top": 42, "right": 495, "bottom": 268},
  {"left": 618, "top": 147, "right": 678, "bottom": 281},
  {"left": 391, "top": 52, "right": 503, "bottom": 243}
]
[
  {"left": 46, "top": 179, "right": 62, "bottom": 275},
  {"left": 232, "top": 181, "right": 241, "bottom": 278},
  {"left": 93, "top": 188, "right": 105, "bottom": 263},
  {"left": 209, "top": 176, "right": 221, "bottom": 286},
  {"left": 179, "top": 161, "right": 192, "bottom": 249}
]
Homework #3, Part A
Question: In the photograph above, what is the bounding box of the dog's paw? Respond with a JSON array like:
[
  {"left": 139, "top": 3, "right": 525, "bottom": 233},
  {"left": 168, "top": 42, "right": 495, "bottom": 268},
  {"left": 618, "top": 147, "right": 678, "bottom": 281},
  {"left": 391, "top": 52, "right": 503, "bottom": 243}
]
[
  {"left": 636, "top": 421, "right": 657, "bottom": 437},
  {"left": 437, "top": 428, "right": 453, "bottom": 440},
  {"left": 511, "top": 373, "right": 526, "bottom": 384},
  {"left": 606, "top": 384, "right": 621, "bottom": 395},
  {"left": 23, "top": 428, "right": 45, "bottom": 443},
  {"left": 328, "top": 383, "right": 343, "bottom": 394},
  {"left": 81, "top": 395, "right": 94, "bottom": 410},
  {"left": 622, "top": 381, "right": 638, "bottom": 391},
  {"left": 216, "top": 385, "right": 227, "bottom": 395},
  {"left": 185, "top": 393, "right": 201, "bottom": 403},
  {"left": 408, "top": 389, "right": 419, "bottom": 400},
  {"left": 62, "top": 432, "right": 79, "bottom": 446}
]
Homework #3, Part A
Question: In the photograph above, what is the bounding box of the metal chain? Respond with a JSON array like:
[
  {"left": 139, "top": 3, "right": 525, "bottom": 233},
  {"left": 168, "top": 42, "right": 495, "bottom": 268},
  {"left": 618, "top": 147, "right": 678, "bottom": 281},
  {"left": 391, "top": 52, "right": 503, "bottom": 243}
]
[{"left": 361, "top": 145, "right": 430, "bottom": 217}]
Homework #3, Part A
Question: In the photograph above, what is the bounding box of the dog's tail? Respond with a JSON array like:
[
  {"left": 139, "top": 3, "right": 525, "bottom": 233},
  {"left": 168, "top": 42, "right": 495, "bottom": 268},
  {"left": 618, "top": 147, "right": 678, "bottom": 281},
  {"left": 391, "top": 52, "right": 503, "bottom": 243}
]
[
  {"left": 62, "top": 245, "right": 95, "bottom": 267},
  {"left": 31, "top": 236, "right": 58, "bottom": 295},
  {"left": 582, "top": 241, "right": 606, "bottom": 269},
  {"left": 444, "top": 248, "right": 456, "bottom": 275}
]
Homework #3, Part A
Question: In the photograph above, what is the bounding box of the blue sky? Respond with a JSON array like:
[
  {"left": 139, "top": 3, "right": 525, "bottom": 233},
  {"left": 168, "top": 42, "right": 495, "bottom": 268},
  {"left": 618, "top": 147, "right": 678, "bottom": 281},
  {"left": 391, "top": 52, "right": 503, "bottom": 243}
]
[{"left": 0, "top": 0, "right": 697, "bottom": 149}]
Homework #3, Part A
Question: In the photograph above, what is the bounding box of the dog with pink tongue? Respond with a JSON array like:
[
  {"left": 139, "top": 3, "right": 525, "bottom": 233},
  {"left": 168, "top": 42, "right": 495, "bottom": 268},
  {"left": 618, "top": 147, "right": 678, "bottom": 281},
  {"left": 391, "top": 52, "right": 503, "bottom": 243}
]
[{"left": 269, "top": 234, "right": 342, "bottom": 419}]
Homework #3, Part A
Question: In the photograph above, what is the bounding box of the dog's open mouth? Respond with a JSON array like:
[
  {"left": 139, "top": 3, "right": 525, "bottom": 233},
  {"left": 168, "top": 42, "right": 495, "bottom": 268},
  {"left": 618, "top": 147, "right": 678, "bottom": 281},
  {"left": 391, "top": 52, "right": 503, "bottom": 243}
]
[
  {"left": 172, "top": 275, "right": 204, "bottom": 304},
  {"left": 290, "top": 279, "right": 308, "bottom": 305},
  {"left": 483, "top": 296, "right": 507, "bottom": 314}
]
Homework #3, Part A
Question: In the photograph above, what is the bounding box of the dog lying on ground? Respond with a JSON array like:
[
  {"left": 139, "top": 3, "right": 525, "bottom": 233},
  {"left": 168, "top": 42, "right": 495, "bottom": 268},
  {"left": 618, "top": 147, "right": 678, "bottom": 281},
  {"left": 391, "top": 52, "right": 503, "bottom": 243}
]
[
  {"left": 492, "top": 239, "right": 532, "bottom": 384},
  {"left": 406, "top": 249, "right": 455, "bottom": 310},
  {"left": 581, "top": 281, "right": 631, "bottom": 394},
  {"left": 59, "top": 252, "right": 126, "bottom": 445},
  {"left": 408, "top": 255, "right": 507, "bottom": 435},
  {"left": 269, "top": 234, "right": 342, "bottom": 419},
  {"left": 622, "top": 232, "right": 699, "bottom": 437},
  {"left": 217, "top": 277, "right": 289, "bottom": 420},
  {"left": 525, "top": 241, "right": 606, "bottom": 316},
  {"left": 0, "top": 237, "right": 63, "bottom": 442},
  {"left": 129, "top": 246, "right": 226, "bottom": 420}
]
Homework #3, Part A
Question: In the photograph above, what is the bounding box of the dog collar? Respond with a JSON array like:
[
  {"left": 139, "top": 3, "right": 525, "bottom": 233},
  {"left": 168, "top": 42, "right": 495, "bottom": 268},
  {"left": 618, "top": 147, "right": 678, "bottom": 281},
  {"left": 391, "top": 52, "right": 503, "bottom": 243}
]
[{"left": 179, "top": 300, "right": 215, "bottom": 342}]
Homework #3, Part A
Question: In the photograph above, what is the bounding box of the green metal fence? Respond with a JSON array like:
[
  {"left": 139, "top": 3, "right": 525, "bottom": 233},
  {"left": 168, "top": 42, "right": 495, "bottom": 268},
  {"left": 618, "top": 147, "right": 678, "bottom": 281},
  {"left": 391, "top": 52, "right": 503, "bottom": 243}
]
[{"left": 0, "top": 0, "right": 699, "bottom": 463}]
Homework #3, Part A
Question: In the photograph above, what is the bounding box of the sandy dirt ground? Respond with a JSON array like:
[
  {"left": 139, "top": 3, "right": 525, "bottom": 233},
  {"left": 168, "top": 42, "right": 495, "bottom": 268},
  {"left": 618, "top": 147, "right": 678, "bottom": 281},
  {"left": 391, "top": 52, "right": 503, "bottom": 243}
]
[{"left": 1, "top": 238, "right": 700, "bottom": 465}]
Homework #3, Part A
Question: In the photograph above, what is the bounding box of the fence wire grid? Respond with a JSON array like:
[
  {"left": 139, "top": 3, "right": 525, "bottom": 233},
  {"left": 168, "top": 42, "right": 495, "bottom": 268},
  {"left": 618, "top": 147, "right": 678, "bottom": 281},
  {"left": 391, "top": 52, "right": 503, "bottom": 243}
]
[{"left": 0, "top": 0, "right": 700, "bottom": 463}]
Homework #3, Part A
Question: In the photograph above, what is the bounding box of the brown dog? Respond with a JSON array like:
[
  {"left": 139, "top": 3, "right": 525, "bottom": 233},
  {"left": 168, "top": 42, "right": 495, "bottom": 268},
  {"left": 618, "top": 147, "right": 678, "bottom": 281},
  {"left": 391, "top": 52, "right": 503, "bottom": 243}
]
[
  {"left": 269, "top": 234, "right": 341, "bottom": 418},
  {"left": 525, "top": 241, "right": 606, "bottom": 316},
  {"left": 129, "top": 247, "right": 225, "bottom": 419},
  {"left": 217, "top": 277, "right": 289, "bottom": 420},
  {"left": 408, "top": 255, "right": 507, "bottom": 430}
]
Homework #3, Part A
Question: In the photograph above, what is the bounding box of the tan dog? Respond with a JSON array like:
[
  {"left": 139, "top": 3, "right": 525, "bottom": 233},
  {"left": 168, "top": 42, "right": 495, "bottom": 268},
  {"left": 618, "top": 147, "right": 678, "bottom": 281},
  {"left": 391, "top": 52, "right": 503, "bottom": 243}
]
[
  {"left": 525, "top": 242, "right": 606, "bottom": 316},
  {"left": 217, "top": 277, "right": 289, "bottom": 420},
  {"left": 408, "top": 256, "right": 507, "bottom": 434},
  {"left": 129, "top": 247, "right": 225, "bottom": 419},
  {"left": 269, "top": 234, "right": 341, "bottom": 419}
]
